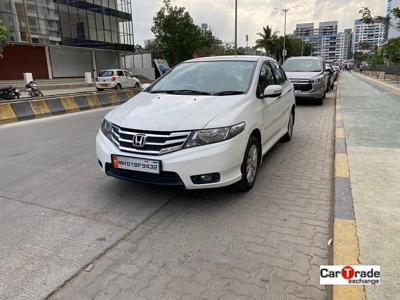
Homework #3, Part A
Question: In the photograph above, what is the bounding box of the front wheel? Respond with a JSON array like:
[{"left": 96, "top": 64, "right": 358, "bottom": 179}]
[{"left": 236, "top": 136, "right": 260, "bottom": 192}]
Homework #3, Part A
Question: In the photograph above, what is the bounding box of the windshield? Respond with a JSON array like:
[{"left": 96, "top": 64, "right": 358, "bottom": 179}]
[
  {"left": 282, "top": 59, "right": 322, "bottom": 72},
  {"left": 98, "top": 71, "right": 114, "bottom": 77},
  {"left": 148, "top": 61, "right": 257, "bottom": 95}
]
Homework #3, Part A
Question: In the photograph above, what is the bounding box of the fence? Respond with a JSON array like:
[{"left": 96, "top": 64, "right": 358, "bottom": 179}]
[{"left": 364, "top": 64, "right": 400, "bottom": 83}]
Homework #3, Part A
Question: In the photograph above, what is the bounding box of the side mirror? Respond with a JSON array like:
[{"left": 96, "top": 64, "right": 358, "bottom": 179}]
[
  {"left": 262, "top": 85, "right": 283, "bottom": 98},
  {"left": 141, "top": 83, "right": 151, "bottom": 90}
]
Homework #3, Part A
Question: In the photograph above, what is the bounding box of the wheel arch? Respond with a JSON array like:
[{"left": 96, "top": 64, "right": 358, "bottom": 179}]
[{"left": 249, "top": 128, "right": 262, "bottom": 165}]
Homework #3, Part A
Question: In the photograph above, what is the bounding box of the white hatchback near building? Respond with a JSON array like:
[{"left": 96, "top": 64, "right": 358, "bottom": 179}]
[{"left": 96, "top": 69, "right": 141, "bottom": 91}]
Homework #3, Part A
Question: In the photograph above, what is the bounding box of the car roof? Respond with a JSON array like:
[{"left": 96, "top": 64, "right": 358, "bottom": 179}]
[
  {"left": 185, "top": 55, "right": 272, "bottom": 63},
  {"left": 285, "top": 56, "right": 322, "bottom": 61},
  {"left": 99, "top": 69, "right": 127, "bottom": 72}
]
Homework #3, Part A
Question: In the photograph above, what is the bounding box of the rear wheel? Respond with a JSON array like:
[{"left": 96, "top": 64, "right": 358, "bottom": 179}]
[
  {"left": 134, "top": 82, "right": 140, "bottom": 88},
  {"left": 115, "top": 83, "right": 122, "bottom": 90},
  {"left": 96, "top": 88, "right": 104, "bottom": 91},
  {"left": 281, "top": 110, "right": 295, "bottom": 143},
  {"left": 237, "top": 136, "right": 260, "bottom": 192}
]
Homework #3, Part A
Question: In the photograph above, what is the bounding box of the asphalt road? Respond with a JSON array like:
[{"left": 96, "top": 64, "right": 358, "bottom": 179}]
[{"left": 0, "top": 89, "right": 335, "bottom": 299}]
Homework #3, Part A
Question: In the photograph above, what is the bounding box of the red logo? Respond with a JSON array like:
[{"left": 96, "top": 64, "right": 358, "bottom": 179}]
[{"left": 341, "top": 265, "right": 355, "bottom": 280}]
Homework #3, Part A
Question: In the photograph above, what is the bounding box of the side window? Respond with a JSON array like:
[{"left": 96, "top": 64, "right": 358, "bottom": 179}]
[
  {"left": 270, "top": 62, "right": 286, "bottom": 85},
  {"left": 117, "top": 70, "right": 124, "bottom": 76},
  {"left": 279, "top": 66, "right": 287, "bottom": 81},
  {"left": 124, "top": 71, "right": 131, "bottom": 77},
  {"left": 257, "top": 62, "right": 275, "bottom": 96}
]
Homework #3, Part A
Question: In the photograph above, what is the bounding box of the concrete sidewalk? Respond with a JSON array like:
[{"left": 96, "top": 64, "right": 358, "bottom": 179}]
[{"left": 338, "top": 73, "right": 400, "bottom": 299}]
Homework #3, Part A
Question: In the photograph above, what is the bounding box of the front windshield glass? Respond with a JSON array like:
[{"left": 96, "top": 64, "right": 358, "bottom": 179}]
[
  {"left": 148, "top": 61, "right": 257, "bottom": 95},
  {"left": 282, "top": 59, "right": 322, "bottom": 72}
]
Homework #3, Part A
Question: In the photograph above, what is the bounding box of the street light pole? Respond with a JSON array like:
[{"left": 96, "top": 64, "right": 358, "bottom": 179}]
[
  {"left": 275, "top": 6, "right": 297, "bottom": 62},
  {"left": 234, "top": 0, "right": 238, "bottom": 54}
]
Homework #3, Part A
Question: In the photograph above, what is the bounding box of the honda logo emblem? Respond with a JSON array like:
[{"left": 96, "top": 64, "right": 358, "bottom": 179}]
[{"left": 132, "top": 134, "right": 147, "bottom": 148}]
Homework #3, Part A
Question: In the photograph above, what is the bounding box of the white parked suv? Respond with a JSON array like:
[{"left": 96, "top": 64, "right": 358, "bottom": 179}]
[
  {"left": 96, "top": 69, "right": 141, "bottom": 91},
  {"left": 96, "top": 56, "right": 295, "bottom": 191}
]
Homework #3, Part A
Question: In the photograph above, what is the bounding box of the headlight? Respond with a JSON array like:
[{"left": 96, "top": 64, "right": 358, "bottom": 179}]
[
  {"left": 184, "top": 122, "right": 245, "bottom": 149},
  {"left": 101, "top": 119, "right": 113, "bottom": 140},
  {"left": 311, "top": 77, "right": 323, "bottom": 83}
]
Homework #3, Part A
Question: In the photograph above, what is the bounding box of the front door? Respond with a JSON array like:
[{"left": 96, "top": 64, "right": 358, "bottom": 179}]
[{"left": 256, "top": 61, "right": 282, "bottom": 147}]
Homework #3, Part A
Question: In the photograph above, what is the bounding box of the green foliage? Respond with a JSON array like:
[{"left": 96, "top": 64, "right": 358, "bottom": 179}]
[
  {"left": 382, "top": 37, "right": 400, "bottom": 63},
  {"left": 0, "top": 21, "right": 9, "bottom": 53},
  {"left": 151, "top": 0, "right": 214, "bottom": 65},
  {"left": 359, "top": 6, "right": 399, "bottom": 32},
  {"left": 368, "top": 50, "right": 384, "bottom": 66},
  {"left": 255, "top": 26, "right": 279, "bottom": 55},
  {"left": 254, "top": 25, "right": 312, "bottom": 62}
]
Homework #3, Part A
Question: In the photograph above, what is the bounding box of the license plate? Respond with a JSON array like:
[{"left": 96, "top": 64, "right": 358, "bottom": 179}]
[
  {"left": 100, "top": 84, "right": 108, "bottom": 87},
  {"left": 295, "top": 90, "right": 302, "bottom": 95},
  {"left": 112, "top": 155, "right": 160, "bottom": 174}
]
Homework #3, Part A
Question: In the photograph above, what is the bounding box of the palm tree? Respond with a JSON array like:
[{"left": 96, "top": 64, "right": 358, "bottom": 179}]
[{"left": 255, "top": 26, "right": 279, "bottom": 56}]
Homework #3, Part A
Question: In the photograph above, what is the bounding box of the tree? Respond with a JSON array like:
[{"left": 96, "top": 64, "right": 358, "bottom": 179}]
[
  {"left": 0, "top": 21, "right": 8, "bottom": 57},
  {"left": 255, "top": 26, "right": 279, "bottom": 56},
  {"left": 151, "top": 0, "right": 214, "bottom": 65},
  {"left": 358, "top": 41, "right": 371, "bottom": 51},
  {"left": 382, "top": 37, "right": 400, "bottom": 63},
  {"left": 359, "top": 6, "right": 399, "bottom": 33}
]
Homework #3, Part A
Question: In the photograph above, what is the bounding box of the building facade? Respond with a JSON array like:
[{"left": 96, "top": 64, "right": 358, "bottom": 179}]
[
  {"left": 336, "top": 29, "right": 352, "bottom": 61},
  {"left": 0, "top": 0, "right": 134, "bottom": 80},
  {"left": 353, "top": 19, "right": 385, "bottom": 53},
  {"left": 387, "top": 0, "right": 400, "bottom": 40},
  {"left": 294, "top": 21, "right": 343, "bottom": 62}
]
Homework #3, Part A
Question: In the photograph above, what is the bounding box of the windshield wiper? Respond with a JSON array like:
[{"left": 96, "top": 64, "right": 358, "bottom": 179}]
[
  {"left": 150, "top": 89, "right": 211, "bottom": 95},
  {"left": 213, "top": 90, "right": 245, "bottom": 96}
]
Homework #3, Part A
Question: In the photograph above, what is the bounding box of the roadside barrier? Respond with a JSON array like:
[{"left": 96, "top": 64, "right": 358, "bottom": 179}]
[
  {"left": 332, "top": 80, "right": 365, "bottom": 300},
  {"left": 0, "top": 89, "right": 139, "bottom": 125}
]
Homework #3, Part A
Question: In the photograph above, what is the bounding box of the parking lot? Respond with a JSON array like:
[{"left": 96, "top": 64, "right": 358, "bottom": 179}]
[{"left": 0, "top": 89, "right": 335, "bottom": 299}]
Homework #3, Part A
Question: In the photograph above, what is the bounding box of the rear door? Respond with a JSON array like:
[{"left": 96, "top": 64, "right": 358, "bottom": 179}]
[
  {"left": 269, "top": 61, "right": 293, "bottom": 132},
  {"left": 116, "top": 70, "right": 125, "bottom": 87},
  {"left": 124, "top": 71, "right": 135, "bottom": 87}
]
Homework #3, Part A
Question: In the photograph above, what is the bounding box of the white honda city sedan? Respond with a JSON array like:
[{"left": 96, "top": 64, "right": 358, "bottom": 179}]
[{"left": 96, "top": 56, "right": 295, "bottom": 191}]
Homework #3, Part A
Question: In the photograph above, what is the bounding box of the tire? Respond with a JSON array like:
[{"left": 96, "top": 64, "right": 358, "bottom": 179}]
[
  {"left": 135, "top": 82, "right": 140, "bottom": 88},
  {"left": 316, "top": 98, "right": 323, "bottom": 105},
  {"left": 115, "top": 83, "right": 122, "bottom": 90},
  {"left": 38, "top": 91, "right": 44, "bottom": 97},
  {"left": 281, "top": 110, "right": 295, "bottom": 143},
  {"left": 236, "top": 136, "right": 260, "bottom": 192},
  {"left": 96, "top": 88, "right": 104, "bottom": 92}
]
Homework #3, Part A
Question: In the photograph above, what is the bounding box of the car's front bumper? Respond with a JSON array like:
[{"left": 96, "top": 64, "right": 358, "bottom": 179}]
[
  {"left": 96, "top": 130, "right": 246, "bottom": 189},
  {"left": 293, "top": 82, "right": 325, "bottom": 99}
]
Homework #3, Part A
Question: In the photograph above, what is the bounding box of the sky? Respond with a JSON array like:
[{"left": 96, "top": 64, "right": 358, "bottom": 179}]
[{"left": 132, "top": 0, "right": 385, "bottom": 47}]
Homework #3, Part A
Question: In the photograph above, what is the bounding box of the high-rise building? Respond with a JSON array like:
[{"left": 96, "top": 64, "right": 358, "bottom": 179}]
[
  {"left": 335, "top": 29, "right": 352, "bottom": 61},
  {"left": 0, "top": 0, "right": 134, "bottom": 80},
  {"left": 387, "top": 0, "right": 400, "bottom": 40},
  {"left": 353, "top": 19, "right": 385, "bottom": 53},
  {"left": 294, "top": 21, "right": 340, "bottom": 62}
]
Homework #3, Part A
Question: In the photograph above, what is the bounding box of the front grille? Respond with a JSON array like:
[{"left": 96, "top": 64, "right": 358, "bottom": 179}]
[
  {"left": 290, "top": 79, "right": 313, "bottom": 92},
  {"left": 111, "top": 125, "right": 191, "bottom": 156}
]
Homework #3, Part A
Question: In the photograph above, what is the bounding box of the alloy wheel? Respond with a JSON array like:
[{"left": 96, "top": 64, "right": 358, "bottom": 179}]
[{"left": 246, "top": 144, "right": 258, "bottom": 184}]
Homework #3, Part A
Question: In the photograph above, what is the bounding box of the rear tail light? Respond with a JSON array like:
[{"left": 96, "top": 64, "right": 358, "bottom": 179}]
[{"left": 111, "top": 76, "right": 116, "bottom": 81}]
